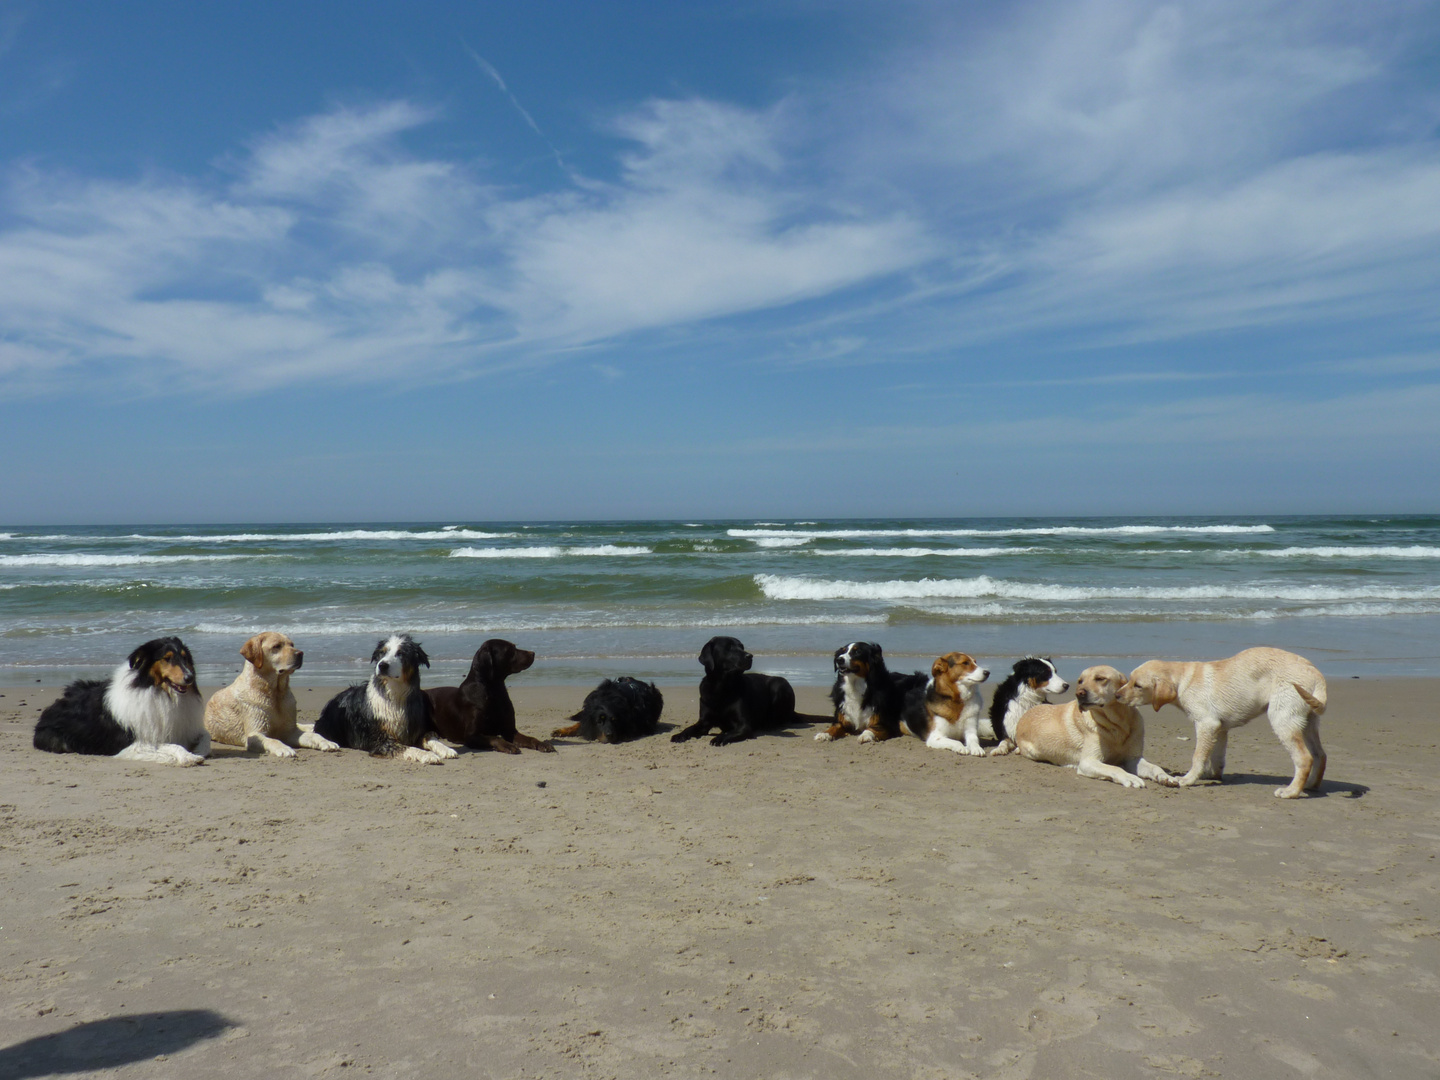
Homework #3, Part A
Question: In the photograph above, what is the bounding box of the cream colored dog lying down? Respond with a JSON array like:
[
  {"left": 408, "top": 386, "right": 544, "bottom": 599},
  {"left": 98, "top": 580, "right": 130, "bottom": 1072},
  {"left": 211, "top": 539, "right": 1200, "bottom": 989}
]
[
  {"left": 205, "top": 632, "right": 340, "bottom": 758},
  {"left": 1120, "top": 647, "right": 1327, "bottom": 799},
  {"left": 1011, "top": 666, "right": 1178, "bottom": 788}
]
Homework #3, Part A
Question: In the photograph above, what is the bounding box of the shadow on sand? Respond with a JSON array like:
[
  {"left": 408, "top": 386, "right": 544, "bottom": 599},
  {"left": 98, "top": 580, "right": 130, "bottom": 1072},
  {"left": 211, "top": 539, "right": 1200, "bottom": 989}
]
[
  {"left": 1211, "top": 772, "right": 1369, "bottom": 798},
  {"left": 0, "top": 1010, "right": 233, "bottom": 1078}
]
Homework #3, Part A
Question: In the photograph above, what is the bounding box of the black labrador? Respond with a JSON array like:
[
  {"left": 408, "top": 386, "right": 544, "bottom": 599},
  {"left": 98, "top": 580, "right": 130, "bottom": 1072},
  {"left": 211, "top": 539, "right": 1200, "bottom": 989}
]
[{"left": 671, "top": 635, "right": 796, "bottom": 746}]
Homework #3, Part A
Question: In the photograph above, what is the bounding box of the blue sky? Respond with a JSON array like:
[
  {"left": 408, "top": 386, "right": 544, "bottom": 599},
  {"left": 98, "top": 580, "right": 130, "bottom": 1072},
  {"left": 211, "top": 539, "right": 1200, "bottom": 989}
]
[{"left": 1, "top": 0, "right": 1437, "bottom": 523}]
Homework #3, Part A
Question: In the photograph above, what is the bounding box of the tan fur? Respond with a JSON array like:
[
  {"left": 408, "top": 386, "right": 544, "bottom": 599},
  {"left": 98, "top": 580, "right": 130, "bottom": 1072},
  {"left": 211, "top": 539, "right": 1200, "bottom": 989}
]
[
  {"left": 1120, "top": 647, "right": 1328, "bottom": 798},
  {"left": 204, "top": 632, "right": 339, "bottom": 758},
  {"left": 1015, "top": 666, "right": 1178, "bottom": 788}
]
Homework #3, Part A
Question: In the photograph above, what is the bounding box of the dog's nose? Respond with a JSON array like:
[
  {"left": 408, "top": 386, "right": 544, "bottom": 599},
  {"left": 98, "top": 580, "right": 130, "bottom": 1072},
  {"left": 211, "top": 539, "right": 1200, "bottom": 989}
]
[
  {"left": 294, "top": 651, "right": 304, "bottom": 667},
  {"left": 1060, "top": 682, "right": 1070, "bottom": 692}
]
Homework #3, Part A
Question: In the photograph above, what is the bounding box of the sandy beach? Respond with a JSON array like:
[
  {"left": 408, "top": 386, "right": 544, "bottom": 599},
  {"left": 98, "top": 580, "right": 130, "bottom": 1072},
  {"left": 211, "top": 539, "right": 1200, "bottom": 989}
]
[{"left": 1, "top": 677, "right": 1437, "bottom": 1079}]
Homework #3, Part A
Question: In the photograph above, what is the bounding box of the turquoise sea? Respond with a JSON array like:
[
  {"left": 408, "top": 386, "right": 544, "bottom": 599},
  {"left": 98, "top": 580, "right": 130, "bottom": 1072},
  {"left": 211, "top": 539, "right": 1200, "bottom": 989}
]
[{"left": 2, "top": 515, "right": 1438, "bottom": 686}]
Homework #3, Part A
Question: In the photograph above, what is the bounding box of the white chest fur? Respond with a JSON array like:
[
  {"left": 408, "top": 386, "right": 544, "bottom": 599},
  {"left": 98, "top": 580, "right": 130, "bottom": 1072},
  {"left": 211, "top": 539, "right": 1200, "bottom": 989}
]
[
  {"left": 839, "top": 674, "right": 871, "bottom": 733},
  {"left": 105, "top": 663, "right": 205, "bottom": 746},
  {"left": 366, "top": 677, "right": 413, "bottom": 740}
]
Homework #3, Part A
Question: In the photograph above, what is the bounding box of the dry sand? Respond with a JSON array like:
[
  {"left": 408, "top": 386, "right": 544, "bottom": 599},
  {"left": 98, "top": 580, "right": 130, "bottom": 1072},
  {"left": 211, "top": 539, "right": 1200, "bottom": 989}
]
[{"left": 1, "top": 677, "right": 1437, "bottom": 1079}]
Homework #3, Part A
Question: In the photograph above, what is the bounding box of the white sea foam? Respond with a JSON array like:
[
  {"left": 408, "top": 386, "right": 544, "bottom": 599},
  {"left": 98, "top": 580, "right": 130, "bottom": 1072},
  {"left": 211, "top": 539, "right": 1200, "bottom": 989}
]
[
  {"left": 13, "top": 529, "right": 520, "bottom": 543},
  {"left": 812, "top": 546, "right": 1039, "bottom": 558},
  {"left": 448, "top": 545, "right": 652, "bottom": 559},
  {"left": 1228, "top": 546, "right": 1440, "bottom": 559},
  {"left": 0, "top": 553, "right": 271, "bottom": 568},
  {"left": 191, "top": 612, "right": 888, "bottom": 635},
  {"left": 753, "top": 574, "right": 1440, "bottom": 603},
  {"left": 730, "top": 524, "right": 1274, "bottom": 540},
  {"left": 752, "top": 537, "right": 810, "bottom": 548}
]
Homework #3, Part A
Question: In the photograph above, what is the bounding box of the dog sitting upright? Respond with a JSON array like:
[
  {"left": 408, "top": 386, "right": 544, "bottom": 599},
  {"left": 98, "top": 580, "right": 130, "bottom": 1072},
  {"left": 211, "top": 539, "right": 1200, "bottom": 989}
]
[
  {"left": 314, "top": 635, "right": 457, "bottom": 764},
  {"left": 671, "top": 636, "right": 795, "bottom": 746},
  {"left": 204, "top": 632, "right": 339, "bottom": 758},
  {"left": 34, "top": 636, "right": 210, "bottom": 766},
  {"left": 427, "top": 638, "right": 553, "bottom": 754},
  {"left": 818, "top": 641, "right": 927, "bottom": 744},
  {"left": 553, "top": 677, "right": 664, "bottom": 744}
]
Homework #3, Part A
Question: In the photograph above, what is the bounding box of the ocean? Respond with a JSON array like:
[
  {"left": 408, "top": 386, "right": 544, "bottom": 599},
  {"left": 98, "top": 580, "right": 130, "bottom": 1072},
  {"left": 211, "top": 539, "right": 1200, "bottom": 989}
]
[{"left": 2, "top": 515, "right": 1438, "bottom": 687}]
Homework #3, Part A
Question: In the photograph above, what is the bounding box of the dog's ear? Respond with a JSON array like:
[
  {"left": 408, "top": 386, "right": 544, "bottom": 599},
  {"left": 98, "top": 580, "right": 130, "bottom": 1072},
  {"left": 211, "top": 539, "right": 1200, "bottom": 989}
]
[
  {"left": 1150, "top": 676, "right": 1177, "bottom": 711},
  {"left": 473, "top": 647, "right": 492, "bottom": 680},
  {"left": 698, "top": 640, "right": 717, "bottom": 673},
  {"left": 931, "top": 656, "right": 948, "bottom": 678},
  {"left": 412, "top": 641, "right": 430, "bottom": 668},
  {"left": 872, "top": 643, "right": 884, "bottom": 658},
  {"left": 127, "top": 642, "right": 148, "bottom": 670},
  {"left": 240, "top": 636, "right": 264, "bottom": 669}
]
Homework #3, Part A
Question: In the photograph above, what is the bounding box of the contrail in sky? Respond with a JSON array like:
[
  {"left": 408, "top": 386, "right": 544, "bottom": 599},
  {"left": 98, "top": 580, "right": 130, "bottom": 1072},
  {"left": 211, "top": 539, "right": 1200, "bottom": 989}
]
[{"left": 462, "top": 40, "right": 574, "bottom": 178}]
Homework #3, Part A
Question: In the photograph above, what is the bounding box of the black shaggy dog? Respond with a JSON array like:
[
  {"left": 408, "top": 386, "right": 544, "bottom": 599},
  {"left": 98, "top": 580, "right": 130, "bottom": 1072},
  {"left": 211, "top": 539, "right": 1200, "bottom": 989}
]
[
  {"left": 819, "top": 641, "right": 928, "bottom": 744},
  {"left": 427, "top": 638, "right": 553, "bottom": 754},
  {"left": 33, "top": 636, "right": 210, "bottom": 766},
  {"left": 671, "top": 635, "right": 796, "bottom": 746},
  {"left": 553, "top": 677, "right": 664, "bottom": 744},
  {"left": 987, "top": 656, "right": 1069, "bottom": 754},
  {"left": 314, "top": 634, "right": 457, "bottom": 764}
]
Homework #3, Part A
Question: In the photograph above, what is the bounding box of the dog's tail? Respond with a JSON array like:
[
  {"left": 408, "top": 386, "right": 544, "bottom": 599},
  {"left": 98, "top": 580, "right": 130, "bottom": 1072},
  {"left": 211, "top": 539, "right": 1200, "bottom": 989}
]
[{"left": 1293, "top": 682, "right": 1327, "bottom": 716}]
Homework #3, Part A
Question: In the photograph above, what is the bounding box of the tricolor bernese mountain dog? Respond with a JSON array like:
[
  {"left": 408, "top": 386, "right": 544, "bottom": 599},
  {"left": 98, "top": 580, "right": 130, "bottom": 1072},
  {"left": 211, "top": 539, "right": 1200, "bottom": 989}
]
[
  {"left": 818, "top": 641, "right": 928, "bottom": 744},
  {"left": 672, "top": 636, "right": 796, "bottom": 746},
  {"left": 987, "top": 656, "right": 1070, "bottom": 756},
  {"left": 33, "top": 637, "right": 211, "bottom": 766},
  {"left": 427, "top": 638, "right": 553, "bottom": 754},
  {"left": 553, "top": 676, "right": 665, "bottom": 744},
  {"left": 314, "top": 635, "right": 458, "bottom": 764}
]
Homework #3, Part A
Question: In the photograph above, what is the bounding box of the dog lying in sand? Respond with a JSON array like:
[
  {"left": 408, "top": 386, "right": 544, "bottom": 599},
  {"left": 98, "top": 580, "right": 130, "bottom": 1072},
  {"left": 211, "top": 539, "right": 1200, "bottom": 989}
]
[
  {"left": 1011, "top": 665, "right": 1178, "bottom": 789},
  {"left": 205, "top": 632, "right": 339, "bottom": 758}
]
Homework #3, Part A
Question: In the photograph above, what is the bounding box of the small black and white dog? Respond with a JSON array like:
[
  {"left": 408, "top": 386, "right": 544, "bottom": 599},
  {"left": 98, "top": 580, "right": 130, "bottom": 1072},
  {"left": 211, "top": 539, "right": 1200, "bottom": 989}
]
[
  {"left": 988, "top": 656, "right": 1070, "bottom": 755},
  {"left": 33, "top": 637, "right": 210, "bottom": 766},
  {"left": 554, "top": 677, "right": 664, "bottom": 744},
  {"left": 314, "top": 635, "right": 457, "bottom": 764},
  {"left": 672, "top": 636, "right": 795, "bottom": 746},
  {"left": 819, "top": 641, "right": 927, "bottom": 744}
]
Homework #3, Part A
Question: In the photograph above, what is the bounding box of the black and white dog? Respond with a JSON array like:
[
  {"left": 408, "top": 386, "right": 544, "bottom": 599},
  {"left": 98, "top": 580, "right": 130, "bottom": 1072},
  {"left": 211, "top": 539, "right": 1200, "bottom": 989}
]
[
  {"left": 819, "top": 641, "right": 927, "bottom": 744},
  {"left": 987, "top": 656, "right": 1070, "bottom": 756},
  {"left": 672, "top": 636, "right": 795, "bottom": 746},
  {"left": 314, "top": 635, "right": 457, "bottom": 764},
  {"left": 554, "top": 677, "right": 665, "bottom": 744},
  {"left": 33, "top": 637, "right": 210, "bottom": 766}
]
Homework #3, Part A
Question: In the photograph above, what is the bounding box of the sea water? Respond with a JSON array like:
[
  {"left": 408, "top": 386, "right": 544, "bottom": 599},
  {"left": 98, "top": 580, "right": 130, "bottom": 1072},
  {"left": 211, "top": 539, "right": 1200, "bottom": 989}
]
[{"left": 2, "top": 516, "right": 1437, "bottom": 686}]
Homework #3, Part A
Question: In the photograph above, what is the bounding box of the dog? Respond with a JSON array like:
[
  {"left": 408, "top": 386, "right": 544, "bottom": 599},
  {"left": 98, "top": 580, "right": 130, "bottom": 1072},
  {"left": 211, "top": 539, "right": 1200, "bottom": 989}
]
[
  {"left": 987, "top": 656, "right": 1070, "bottom": 756},
  {"left": 204, "top": 632, "right": 339, "bottom": 758},
  {"left": 427, "top": 638, "right": 553, "bottom": 754},
  {"left": 1119, "top": 647, "right": 1328, "bottom": 798},
  {"left": 671, "top": 636, "right": 796, "bottom": 746},
  {"left": 34, "top": 637, "right": 210, "bottom": 766},
  {"left": 897, "top": 652, "right": 991, "bottom": 753},
  {"left": 553, "top": 677, "right": 664, "bottom": 743},
  {"left": 314, "top": 635, "right": 457, "bottom": 764},
  {"left": 818, "top": 641, "right": 927, "bottom": 744},
  {"left": 1012, "top": 665, "right": 1178, "bottom": 788}
]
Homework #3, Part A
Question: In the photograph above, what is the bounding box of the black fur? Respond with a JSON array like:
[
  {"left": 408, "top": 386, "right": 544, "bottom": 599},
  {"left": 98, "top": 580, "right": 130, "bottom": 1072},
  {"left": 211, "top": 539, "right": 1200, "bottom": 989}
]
[
  {"left": 988, "top": 656, "right": 1066, "bottom": 741},
  {"left": 558, "top": 677, "right": 664, "bottom": 743},
  {"left": 829, "top": 641, "right": 926, "bottom": 740},
  {"left": 426, "top": 638, "right": 552, "bottom": 753},
  {"left": 315, "top": 635, "right": 438, "bottom": 757},
  {"left": 671, "top": 636, "right": 796, "bottom": 746},
  {"left": 34, "top": 637, "right": 197, "bottom": 756}
]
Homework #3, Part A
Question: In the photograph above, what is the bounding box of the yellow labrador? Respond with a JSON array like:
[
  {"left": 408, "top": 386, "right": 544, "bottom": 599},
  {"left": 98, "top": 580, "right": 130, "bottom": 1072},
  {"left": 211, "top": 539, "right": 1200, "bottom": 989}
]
[
  {"left": 1120, "top": 647, "right": 1327, "bottom": 798},
  {"left": 1015, "top": 666, "right": 1178, "bottom": 788},
  {"left": 205, "top": 632, "right": 340, "bottom": 758}
]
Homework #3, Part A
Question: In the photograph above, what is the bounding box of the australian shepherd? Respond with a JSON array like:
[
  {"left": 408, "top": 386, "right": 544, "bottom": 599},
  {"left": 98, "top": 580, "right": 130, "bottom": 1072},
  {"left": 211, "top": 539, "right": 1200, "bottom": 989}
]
[
  {"left": 988, "top": 656, "right": 1070, "bottom": 756},
  {"left": 314, "top": 635, "right": 458, "bottom": 764},
  {"left": 33, "top": 637, "right": 210, "bottom": 766},
  {"left": 898, "top": 652, "right": 991, "bottom": 754}
]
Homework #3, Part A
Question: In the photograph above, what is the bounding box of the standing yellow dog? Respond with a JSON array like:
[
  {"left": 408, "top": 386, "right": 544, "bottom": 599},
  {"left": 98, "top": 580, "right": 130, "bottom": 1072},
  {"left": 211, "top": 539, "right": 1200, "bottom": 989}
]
[
  {"left": 205, "top": 632, "right": 340, "bottom": 758},
  {"left": 1120, "top": 647, "right": 1327, "bottom": 798}
]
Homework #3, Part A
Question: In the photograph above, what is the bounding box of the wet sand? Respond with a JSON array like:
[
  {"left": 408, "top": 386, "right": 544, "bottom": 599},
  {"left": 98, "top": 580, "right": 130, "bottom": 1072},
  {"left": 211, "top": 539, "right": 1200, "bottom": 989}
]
[{"left": 1, "top": 677, "right": 1437, "bottom": 1078}]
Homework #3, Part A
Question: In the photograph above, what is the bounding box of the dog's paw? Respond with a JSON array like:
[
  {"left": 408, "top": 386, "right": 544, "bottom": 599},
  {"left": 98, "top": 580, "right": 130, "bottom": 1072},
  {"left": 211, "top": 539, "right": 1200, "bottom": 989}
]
[
  {"left": 270, "top": 743, "right": 298, "bottom": 759},
  {"left": 402, "top": 746, "right": 444, "bottom": 765},
  {"left": 1115, "top": 773, "right": 1146, "bottom": 788},
  {"left": 958, "top": 742, "right": 986, "bottom": 756},
  {"left": 534, "top": 740, "right": 557, "bottom": 754},
  {"left": 988, "top": 740, "right": 1015, "bottom": 757},
  {"left": 171, "top": 748, "right": 206, "bottom": 767},
  {"left": 857, "top": 730, "right": 876, "bottom": 744},
  {"left": 1274, "top": 786, "right": 1305, "bottom": 799},
  {"left": 814, "top": 731, "right": 835, "bottom": 742},
  {"left": 425, "top": 740, "right": 459, "bottom": 759}
]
